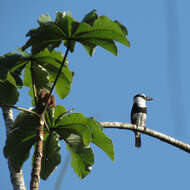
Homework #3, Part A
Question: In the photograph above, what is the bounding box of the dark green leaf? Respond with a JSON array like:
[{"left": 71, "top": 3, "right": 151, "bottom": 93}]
[
  {"left": 81, "top": 39, "right": 117, "bottom": 56},
  {"left": 0, "top": 53, "right": 22, "bottom": 81},
  {"left": 74, "top": 16, "right": 130, "bottom": 50},
  {"left": 22, "top": 12, "right": 77, "bottom": 54},
  {"left": 55, "top": 11, "right": 75, "bottom": 37},
  {"left": 45, "top": 107, "right": 55, "bottom": 128},
  {"left": 73, "top": 22, "right": 93, "bottom": 36},
  {"left": 24, "top": 62, "right": 51, "bottom": 101},
  {"left": 79, "top": 40, "right": 96, "bottom": 56},
  {"left": 21, "top": 49, "right": 72, "bottom": 100},
  {"left": 33, "top": 49, "right": 66, "bottom": 66},
  {"left": 87, "top": 117, "right": 114, "bottom": 161},
  {"left": 0, "top": 51, "right": 26, "bottom": 87},
  {"left": 115, "top": 20, "right": 128, "bottom": 36},
  {"left": 53, "top": 105, "right": 67, "bottom": 126},
  {"left": 41, "top": 131, "right": 61, "bottom": 180},
  {"left": 22, "top": 24, "right": 65, "bottom": 54},
  {"left": 55, "top": 113, "right": 92, "bottom": 146},
  {"left": 4, "top": 111, "right": 38, "bottom": 171},
  {"left": 43, "top": 63, "right": 72, "bottom": 99},
  {"left": 82, "top": 10, "right": 98, "bottom": 26},
  {"left": 64, "top": 39, "right": 76, "bottom": 52},
  {"left": 66, "top": 133, "right": 94, "bottom": 178},
  {"left": 0, "top": 81, "right": 19, "bottom": 105}
]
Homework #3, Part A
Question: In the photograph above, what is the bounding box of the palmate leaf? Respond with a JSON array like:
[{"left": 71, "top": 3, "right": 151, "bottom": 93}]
[
  {"left": 22, "top": 12, "right": 69, "bottom": 54},
  {"left": 73, "top": 16, "right": 130, "bottom": 56},
  {"left": 4, "top": 111, "right": 38, "bottom": 171},
  {"left": 41, "top": 131, "right": 61, "bottom": 180},
  {"left": 43, "top": 106, "right": 94, "bottom": 179},
  {"left": 54, "top": 112, "right": 114, "bottom": 160},
  {"left": 31, "top": 49, "right": 72, "bottom": 99},
  {"left": 53, "top": 111, "right": 114, "bottom": 178},
  {"left": 22, "top": 10, "right": 130, "bottom": 56},
  {"left": 22, "top": 49, "right": 72, "bottom": 100}
]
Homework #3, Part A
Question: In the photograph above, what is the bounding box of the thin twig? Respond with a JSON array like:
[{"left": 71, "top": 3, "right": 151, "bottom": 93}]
[
  {"left": 101, "top": 121, "right": 190, "bottom": 154},
  {"left": 0, "top": 103, "right": 39, "bottom": 117}
]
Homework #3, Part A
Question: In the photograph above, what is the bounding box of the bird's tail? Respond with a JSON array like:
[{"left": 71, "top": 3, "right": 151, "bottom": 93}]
[{"left": 135, "top": 132, "right": 141, "bottom": 148}]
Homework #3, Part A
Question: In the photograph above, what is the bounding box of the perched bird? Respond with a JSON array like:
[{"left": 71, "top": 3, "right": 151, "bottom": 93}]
[{"left": 131, "top": 94, "right": 153, "bottom": 148}]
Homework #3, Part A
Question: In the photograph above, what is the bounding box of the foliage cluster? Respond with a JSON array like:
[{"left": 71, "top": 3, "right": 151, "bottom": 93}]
[{"left": 1, "top": 10, "right": 129, "bottom": 179}]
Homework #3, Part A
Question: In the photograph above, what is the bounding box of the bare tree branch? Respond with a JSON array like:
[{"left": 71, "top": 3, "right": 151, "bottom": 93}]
[{"left": 101, "top": 122, "right": 190, "bottom": 154}]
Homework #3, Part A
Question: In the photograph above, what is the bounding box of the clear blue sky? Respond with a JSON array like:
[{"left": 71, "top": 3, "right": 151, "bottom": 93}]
[{"left": 1, "top": 0, "right": 190, "bottom": 189}]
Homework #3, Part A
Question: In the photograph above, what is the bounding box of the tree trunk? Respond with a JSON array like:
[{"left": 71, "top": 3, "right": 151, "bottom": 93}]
[
  {"left": 30, "top": 119, "right": 44, "bottom": 190},
  {"left": 2, "top": 107, "right": 26, "bottom": 190}
]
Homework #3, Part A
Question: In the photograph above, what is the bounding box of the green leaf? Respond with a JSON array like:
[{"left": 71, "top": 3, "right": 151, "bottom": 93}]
[
  {"left": 43, "top": 63, "right": 72, "bottom": 99},
  {"left": 24, "top": 62, "right": 51, "bottom": 101},
  {"left": 74, "top": 16, "right": 130, "bottom": 50},
  {"left": 45, "top": 105, "right": 67, "bottom": 129},
  {"left": 21, "top": 49, "right": 72, "bottom": 100},
  {"left": 82, "top": 10, "right": 98, "bottom": 26},
  {"left": 32, "top": 49, "right": 72, "bottom": 99},
  {"left": 41, "top": 131, "right": 61, "bottom": 180},
  {"left": 53, "top": 105, "right": 67, "bottom": 126},
  {"left": 66, "top": 133, "right": 94, "bottom": 178},
  {"left": 80, "top": 39, "right": 117, "bottom": 56},
  {"left": 55, "top": 11, "right": 75, "bottom": 38},
  {"left": 114, "top": 20, "right": 128, "bottom": 36},
  {"left": 45, "top": 107, "right": 55, "bottom": 128},
  {"left": 73, "top": 22, "right": 93, "bottom": 36},
  {"left": 22, "top": 12, "right": 130, "bottom": 55},
  {"left": 55, "top": 113, "right": 92, "bottom": 146},
  {"left": 0, "top": 81, "right": 19, "bottom": 105},
  {"left": 4, "top": 111, "right": 38, "bottom": 171},
  {"left": 22, "top": 12, "right": 77, "bottom": 54},
  {"left": 33, "top": 49, "right": 67, "bottom": 66},
  {"left": 22, "top": 24, "right": 65, "bottom": 54},
  {"left": 79, "top": 40, "right": 96, "bottom": 56},
  {"left": 87, "top": 117, "right": 114, "bottom": 161},
  {"left": 0, "top": 52, "right": 26, "bottom": 87},
  {"left": 7, "top": 72, "right": 17, "bottom": 88}
]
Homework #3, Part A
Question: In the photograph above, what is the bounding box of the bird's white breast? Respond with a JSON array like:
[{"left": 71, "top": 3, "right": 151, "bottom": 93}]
[{"left": 134, "top": 97, "right": 146, "bottom": 108}]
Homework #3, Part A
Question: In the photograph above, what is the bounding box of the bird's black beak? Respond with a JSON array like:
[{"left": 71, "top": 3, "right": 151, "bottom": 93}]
[{"left": 146, "top": 96, "right": 153, "bottom": 101}]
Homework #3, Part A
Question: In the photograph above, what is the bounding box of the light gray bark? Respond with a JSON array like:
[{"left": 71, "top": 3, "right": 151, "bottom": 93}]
[
  {"left": 101, "top": 121, "right": 190, "bottom": 154},
  {"left": 2, "top": 107, "right": 26, "bottom": 190}
]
